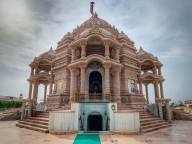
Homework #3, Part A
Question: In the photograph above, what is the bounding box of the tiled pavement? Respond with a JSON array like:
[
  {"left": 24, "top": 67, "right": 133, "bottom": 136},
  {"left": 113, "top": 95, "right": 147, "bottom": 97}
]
[{"left": 0, "top": 120, "right": 192, "bottom": 144}]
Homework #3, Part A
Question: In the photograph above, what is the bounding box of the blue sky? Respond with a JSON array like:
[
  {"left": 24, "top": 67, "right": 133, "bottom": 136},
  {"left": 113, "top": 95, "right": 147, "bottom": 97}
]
[{"left": 0, "top": 0, "right": 191, "bottom": 103}]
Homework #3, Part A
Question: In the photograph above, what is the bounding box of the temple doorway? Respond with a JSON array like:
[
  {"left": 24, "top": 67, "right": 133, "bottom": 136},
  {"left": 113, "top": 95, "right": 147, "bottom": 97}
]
[
  {"left": 87, "top": 112, "right": 102, "bottom": 131},
  {"left": 89, "top": 71, "right": 102, "bottom": 93}
]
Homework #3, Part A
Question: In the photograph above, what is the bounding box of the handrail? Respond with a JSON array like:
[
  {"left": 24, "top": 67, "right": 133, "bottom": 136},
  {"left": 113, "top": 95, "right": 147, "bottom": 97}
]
[
  {"left": 79, "top": 116, "right": 84, "bottom": 131},
  {"left": 106, "top": 116, "right": 110, "bottom": 131}
]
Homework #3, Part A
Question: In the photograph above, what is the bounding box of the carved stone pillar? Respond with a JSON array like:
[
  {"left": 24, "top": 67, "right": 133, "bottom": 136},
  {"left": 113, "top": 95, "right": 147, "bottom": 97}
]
[
  {"left": 139, "top": 80, "right": 143, "bottom": 94},
  {"left": 159, "top": 82, "right": 164, "bottom": 98},
  {"left": 165, "top": 101, "right": 171, "bottom": 121},
  {"left": 134, "top": 80, "right": 139, "bottom": 94},
  {"left": 71, "top": 48, "right": 76, "bottom": 62},
  {"left": 21, "top": 99, "right": 27, "bottom": 121},
  {"left": 158, "top": 66, "right": 162, "bottom": 75},
  {"left": 115, "top": 48, "right": 120, "bottom": 61},
  {"left": 34, "top": 82, "right": 39, "bottom": 103},
  {"left": 53, "top": 81, "right": 57, "bottom": 94},
  {"left": 80, "top": 43, "right": 86, "bottom": 59},
  {"left": 80, "top": 65, "right": 86, "bottom": 94},
  {"left": 28, "top": 82, "right": 33, "bottom": 99},
  {"left": 138, "top": 64, "right": 141, "bottom": 75},
  {"left": 49, "top": 80, "right": 53, "bottom": 94},
  {"left": 44, "top": 85, "right": 47, "bottom": 104},
  {"left": 32, "top": 80, "right": 37, "bottom": 99},
  {"left": 145, "top": 84, "right": 149, "bottom": 104},
  {"left": 35, "top": 65, "right": 38, "bottom": 74},
  {"left": 28, "top": 99, "right": 33, "bottom": 118},
  {"left": 104, "top": 64, "right": 111, "bottom": 93},
  {"left": 104, "top": 42, "right": 110, "bottom": 59},
  {"left": 30, "top": 67, "right": 34, "bottom": 76},
  {"left": 70, "top": 68, "right": 76, "bottom": 102},
  {"left": 154, "top": 80, "right": 159, "bottom": 98},
  {"left": 114, "top": 68, "right": 121, "bottom": 103},
  {"left": 154, "top": 65, "right": 157, "bottom": 74},
  {"left": 158, "top": 101, "right": 163, "bottom": 119}
]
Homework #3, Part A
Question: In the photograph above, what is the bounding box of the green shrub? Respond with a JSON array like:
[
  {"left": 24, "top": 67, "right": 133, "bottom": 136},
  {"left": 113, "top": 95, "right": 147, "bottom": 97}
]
[
  {"left": 1, "top": 108, "right": 7, "bottom": 111},
  {"left": 180, "top": 108, "right": 184, "bottom": 111},
  {"left": 0, "top": 101, "right": 4, "bottom": 108}
]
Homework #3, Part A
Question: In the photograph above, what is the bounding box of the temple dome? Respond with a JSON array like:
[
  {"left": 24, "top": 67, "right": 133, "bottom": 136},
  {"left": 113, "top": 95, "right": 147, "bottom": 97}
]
[
  {"left": 136, "top": 47, "right": 158, "bottom": 61},
  {"left": 72, "top": 13, "right": 119, "bottom": 38}
]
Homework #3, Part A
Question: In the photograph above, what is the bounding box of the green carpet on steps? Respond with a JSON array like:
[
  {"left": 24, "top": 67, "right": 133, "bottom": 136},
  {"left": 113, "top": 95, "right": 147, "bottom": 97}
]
[{"left": 73, "top": 134, "right": 101, "bottom": 144}]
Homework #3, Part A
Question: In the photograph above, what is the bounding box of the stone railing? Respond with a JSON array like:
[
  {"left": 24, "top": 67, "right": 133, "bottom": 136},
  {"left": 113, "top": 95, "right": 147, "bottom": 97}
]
[{"left": 74, "top": 92, "right": 111, "bottom": 103}]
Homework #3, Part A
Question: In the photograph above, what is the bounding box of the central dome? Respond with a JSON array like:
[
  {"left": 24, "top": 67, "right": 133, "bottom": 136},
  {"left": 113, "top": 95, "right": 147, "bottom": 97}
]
[
  {"left": 81, "top": 13, "right": 111, "bottom": 29},
  {"left": 71, "top": 13, "right": 120, "bottom": 38}
]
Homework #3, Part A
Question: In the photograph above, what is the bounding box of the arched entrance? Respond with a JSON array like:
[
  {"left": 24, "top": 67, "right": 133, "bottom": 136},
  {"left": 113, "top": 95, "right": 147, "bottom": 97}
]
[
  {"left": 87, "top": 112, "right": 102, "bottom": 131},
  {"left": 89, "top": 71, "right": 102, "bottom": 93}
]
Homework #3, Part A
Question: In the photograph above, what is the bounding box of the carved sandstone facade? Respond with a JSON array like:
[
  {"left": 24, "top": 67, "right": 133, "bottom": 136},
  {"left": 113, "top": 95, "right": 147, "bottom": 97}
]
[{"left": 27, "top": 13, "right": 169, "bottom": 110}]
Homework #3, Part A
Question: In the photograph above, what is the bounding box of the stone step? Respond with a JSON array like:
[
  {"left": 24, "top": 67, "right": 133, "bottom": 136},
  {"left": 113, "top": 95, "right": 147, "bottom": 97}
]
[
  {"left": 19, "top": 121, "right": 48, "bottom": 129},
  {"left": 16, "top": 123, "right": 49, "bottom": 133},
  {"left": 2, "top": 113, "right": 13, "bottom": 116},
  {"left": 25, "top": 119, "right": 49, "bottom": 125},
  {"left": 29, "top": 117, "right": 49, "bottom": 122},
  {"left": 139, "top": 116, "right": 154, "bottom": 119},
  {"left": 38, "top": 113, "right": 49, "bottom": 115},
  {"left": 140, "top": 120, "right": 164, "bottom": 126},
  {"left": 141, "top": 124, "right": 172, "bottom": 133},
  {"left": 36, "top": 115, "right": 49, "bottom": 118},
  {"left": 141, "top": 122, "right": 169, "bottom": 129},
  {"left": 140, "top": 118, "right": 160, "bottom": 123}
]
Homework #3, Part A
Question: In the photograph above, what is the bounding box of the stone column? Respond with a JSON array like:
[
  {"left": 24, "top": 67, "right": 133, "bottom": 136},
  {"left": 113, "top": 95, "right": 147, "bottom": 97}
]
[
  {"left": 53, "top": 81, "right": 57, "bottom": 94},
  {"left": 114, "top": 68, "right": 121, "bottom": 103},
  {"left": 81, "top": 43, "right": 86, "bottom": 59},
  {"left": 155, "top": 80, "right": 159, "bottom": 98},
  {"left": 35, "top": 65, "right": 38, "bottom": 74},
  {"left": 134, "top": 80, "right": 139, "bottom": 94},
  {"left": 21, "top": 99, "right": 27, "bottom": 121},
  {"left": 158, "top": 66, "right": 162, "bottom": 75},
  {"left": 28, "top": 82, "right": 33, "bottom": 99},
  {"left": 28, "top": 99, "right": 33, "bottom": 118},
  {"left": 115, "top": 48, "right": 120, "bottom": 61},
  {"left": 145, "top": 84, "right": 149, "bottom": 104},
  {"left": 154, "top": 65, "right": 157, "bottom": 74},
  {"left": 33, "top": 82, "right": 39, "bottom": 104},
  {"left": 49, "top": 80, "right": 53, "bottom": 94},
  {"left": 139, "top": 80, "right": 143, "bottom": 94},
  {"left": 112, "top": 73, "right": 116, "bottom": 96},
  {"left": 80, "top": 65, "right": 86, "bottom": 94},
  {"left": 69, "top": 68, "right": 76, "bottom": 102},
  {"left": 138, "top": 65, "right": 141, "bottom": 75},
  {"left": 30, "top": 67, "right": 34, "bottom": 76},
  {"left": 158, "top": 101, "right": 163, "bottom": 119},
  {"left": 104, "top": 64, "right": 111, "bottom": 94},
  {"left": 165, "top": 101, "right": 171, "bottom": 121},
  {"left": 159, "top": 82, "right": 164, "bottom": 98},
  {"left": 71, "top": 48, "right": 76, "bottom": 62},
  {"left": 32, "top": 80, "right": 37, "bottom": 99},
  {"left": 44, "top": 85, "right": 47, "bottom": 104},
  {"left": 104, "top": 42, "right": 110, "bottom": 59}
]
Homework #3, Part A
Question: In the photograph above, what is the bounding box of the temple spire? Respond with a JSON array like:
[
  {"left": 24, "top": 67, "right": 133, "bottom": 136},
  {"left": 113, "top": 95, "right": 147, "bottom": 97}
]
[{"left": 90, "top": 2, "right": 95, "bottom": 17}]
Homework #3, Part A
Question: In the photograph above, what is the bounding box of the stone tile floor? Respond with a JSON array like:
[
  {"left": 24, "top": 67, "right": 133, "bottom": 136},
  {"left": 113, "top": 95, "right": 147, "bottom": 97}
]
[{"left": 0, "top": 120, "right": 192, "bottom": 144}]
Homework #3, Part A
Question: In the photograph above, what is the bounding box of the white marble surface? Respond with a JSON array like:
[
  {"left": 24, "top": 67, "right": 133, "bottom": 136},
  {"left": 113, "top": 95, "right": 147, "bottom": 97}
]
[
  {"left": 49, "top": 111, "right": 75, "bottom": 131},
  {"left": 113, "top": 112, "right": 140, "bottom": 131}
]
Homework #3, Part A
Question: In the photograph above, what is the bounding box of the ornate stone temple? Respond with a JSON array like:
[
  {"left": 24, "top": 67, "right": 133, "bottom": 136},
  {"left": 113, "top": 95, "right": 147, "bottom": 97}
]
[{"left": 17, "top": 12, "right": 172, "bottom": 134}]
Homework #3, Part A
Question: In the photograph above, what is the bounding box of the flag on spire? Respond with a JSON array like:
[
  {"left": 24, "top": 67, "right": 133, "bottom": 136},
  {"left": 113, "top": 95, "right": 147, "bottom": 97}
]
[{"left": 90, "top": 2, "right": 94, "bottom": 16}]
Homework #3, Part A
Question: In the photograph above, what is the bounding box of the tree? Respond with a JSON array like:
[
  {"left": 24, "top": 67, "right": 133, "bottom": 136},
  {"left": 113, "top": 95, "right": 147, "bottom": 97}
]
[{"left": 0, "top": 101, "right": 4, "bottom": 108}]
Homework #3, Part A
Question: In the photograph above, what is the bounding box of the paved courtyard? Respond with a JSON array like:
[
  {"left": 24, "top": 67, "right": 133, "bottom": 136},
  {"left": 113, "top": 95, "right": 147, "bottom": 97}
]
[{"left": 0, "top": 120, "right": 192, "bottom": 144}]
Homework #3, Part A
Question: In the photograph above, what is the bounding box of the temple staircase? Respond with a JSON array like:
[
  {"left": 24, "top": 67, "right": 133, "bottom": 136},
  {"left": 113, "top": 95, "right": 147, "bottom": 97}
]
[
  {"left": 117, "top": 104, "right": 172, "bottom": 134},
  {"left": 16, "top": 112, "right": 49, "bottom": 133}
]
